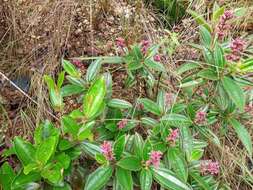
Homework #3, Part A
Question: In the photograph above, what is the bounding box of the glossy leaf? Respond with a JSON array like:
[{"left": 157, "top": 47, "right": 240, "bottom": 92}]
[
  {"left": 117, "top": 156, "right": 142, "bottom": 171},
  {"left": 113, "top": 135, "right": 126, "bottom": 160},
  {"left": 14, "top": 137, "right": 36, "bottom": 166},
  {"left": 176, "top": 62, "right": 200, "bottom": 75},
  {"left": 62, "top": 59, "right": 80, "bottom": 78},
  {"left": 197, "top": 69, "right": 218, "bottom": 80},
  {"left": 222, "top": 76, "right": 245, "bottom": 111},
  {"left": 108, "top": 99, "right": 133, "bottom": 109},
  {"left": 12, "top": 172, "right": 41, "bottom": 190},
  {"left": 214, "top": 44, "right": 225, "bottom": 69},
  {"left": 161, "top": 113, "right": 192, "bottom": 127},
  {"left": 167, "top": 148, "right": 188, "bottom": 182},
  {"left": 139, "top": 98, "right": 161, "bottom": 116},
  {"left": 61, "top": 84, "right": 84, "bottom": 97},
  {"left": 152, "top": 167, "right": 191, "bottom": 190},
  {"left": 116, "top": 167, "right": 133, "bottom": 190},
  {"left": 86, "top": 58, "right": 102, "bottom": 82},
  {"left": 188, "top": 10, "right": 212, "bottom": 32},
  {"left": 190, "top": 172, "right": 211, "bottom": 190},
  {"left": 84, "top": 166, "right": 113, "bottom": 190},
  {"left": 83, "top": 76, "right": 106, "bottom": 119},
  {"left": 144, "top": 59, "right": 165, "bottom": 72},
  {"left": 140, "top": 169, "right": 152, "bottom": 190},
  {"left": 200, "top": 26, "right": 211, "bottom": 47},
  {"left": 35, "top": 136, "right": 58, "bottom": 165},
  {"left": 0, "top": 162, "right": 15, "bottom": 190}
]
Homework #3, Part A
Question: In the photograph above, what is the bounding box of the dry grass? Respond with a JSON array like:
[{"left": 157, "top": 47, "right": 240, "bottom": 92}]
[{"left": 0, "top": 0, "right": 253, "bottom": 189}]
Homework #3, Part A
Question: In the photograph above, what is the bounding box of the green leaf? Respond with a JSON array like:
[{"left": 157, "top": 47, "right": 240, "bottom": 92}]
[
  {"left": 214, "top": 44, "right": 225, "bottom": 69},
  {"left": 116, "top": 167, "right": 133, "bottom": 190},
  {"left": 200, "top": 26, "right": 212, "bottom": 47},
  {"left": 12, "top": 172, "right": 41, "bottom": 189},
  {"left": 117, "top": 156, "right": 142, "bottom": 171},
  {"left": 190, "top": 172, "right": 211, "bottom": 190},
  {"left": 95, "top": 153, "right": 107, "bottom": 164},
  {"left": 180, "top": 78, "right": 203, "bottom": 88},
  {"left": 24, "top": 163, "right": 39, "bottom": 175},
  {"left": 176, "top": 62, "right": 200, "bottom": 75},
  {"left": 167, "top": 148, "right": 188, "bottom": 182},
  {"left": 0, "top": 162, "right": 15, "bottom": 190},
  {"left": 77, "top": 121, "right": 95, "bottom": 141},
  {"left": 212, "top": 6, "right": 225, "bottom": 22},
  {"left": 108, "top": 99, "right": 133, "bottom": 109},
  {"left": 83, "top": 76, "right": 106, "bottom": 119},
  {"left": 180, "top": 126, "right": 193, "bottom": 162},
  {"left": 151, "top": 167, "right": 191, "bottom": 190},
  {"left": 62, "top": 116, "right": 80, "bottom": 138},
  {"left": 229, "top": 118, "right": 252, "bottom": 157},
  {"left": 84, "top": 166, "right": 113, "bottom": 190},
  {"left": 59, "top": 139, "right": 74, "bottom": 151},
  {"left": 197, "top": 69, "right": 218, "bottom": 80},
  {"left": 55, "top": 153, "right": 71, "bottom": 169},
  {"left": 62, "top": 59, "right": 80, "bottom": 78},
  {"left": 80, "top": 141, "right": 101, "bottom": 158},
  {"left": 57, "top": 71, "right": 65, "bottom": 88},
  {"left": 144, "top": 59, "right": 165, "bottom": 72},
  {"left": 41, "top": 163, "right": 62, "bottom": 184},
  {"left": 222, "top": 76, "right": 245, "bottom": 111},
  {"left": 14, "top": 137, "right": 36, "bottom": 166},
  {"left": 188, "top": 10, "right": 212, "bottom": 32},
  {"left": 143, "top": 140, "right": 152, "bottom": 161},
  {"left": 134, "top": 133, "right": 144, "bottom": 159},
  {"left": 113, "top": 135, "right": 126, "bottom": 160},
  {"left": 139, "top": 98, "right": 161, "bottom": 116},
  {"left": 61, "top": 84, "right": 84, "bottom": 97},
  {"left": 86, "top": 58, "right": 102, "bottom": 82},
  {"left": 161, "top": 114, "right": 192, "bottom": 127},
  {"left": 35, "top": 136, "right": 58, "bottom": 165},
  {"left": 44, "top": 75, "right": 55, "bottom": 90},
  {"left": 140, "top": 169, "right": 152, "bottom": 190},
  {"left": 141, "top": 117, "right": 159, "bottom": 128}
]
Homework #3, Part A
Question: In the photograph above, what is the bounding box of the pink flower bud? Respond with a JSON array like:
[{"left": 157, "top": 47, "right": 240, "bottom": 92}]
[
  {"left": 166, "top": 128, "right": 179, "bottom": 145},
  {"left": 194, "top": 111, "right": 207, "bottom": 125},
  {"left": 72, "top": 59, "right": 82, "bottom": 68},
  {"left": 146, "top": 151, "right": 163, "bottom": 168},
  {"left": 141, "top": 40, "right": 150, "bottom": 54},
  {"left": 200, "top": 160, "right": 219, "bottom": 175},
  {"left": 153, "top": 54, "right": 161, "bottom": 62},
  {"left": 116, "top": 37, "right": 126, "bottom": 48},
  {"left": 117, "top": 119, "right": 128, "bottom": 129},
  {"left": 100, "top": 141, "right": 114, "bottom": 161}
]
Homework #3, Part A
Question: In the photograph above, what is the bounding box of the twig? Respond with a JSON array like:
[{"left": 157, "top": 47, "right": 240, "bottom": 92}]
[{"left": 0, "top": 71, "right": 59, "bottom": 121}]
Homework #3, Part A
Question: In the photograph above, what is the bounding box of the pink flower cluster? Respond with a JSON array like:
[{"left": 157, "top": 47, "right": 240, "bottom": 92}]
[
  {"left": 100, "top": 141, "right": 114, "bottom": 161},
  {"left": 141, "top": 40, "right": 150, "bottom": 54},
  {"left": 200, "top": 160, "right": 219, "bottom": 175},
  {"left": 117, "top": 119, "right": 128, "bottom": 129},
  {"left": 146, "top": 151, "right": 163, "bottom": 168},
  {"left": 226, "top": 38, "right": 246, "bottom": 62},
  {"left": 116, "top": 37, "right": 126, "bottom": 48},
  {"left": 217, "top": 10, "right": 234, "bottom": 40},
  {"left": 166, "top": 128, "right": 179, "bottom": 145},
  {"left": 194, "top": 111, "right": 207, "bottom": 125}
]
